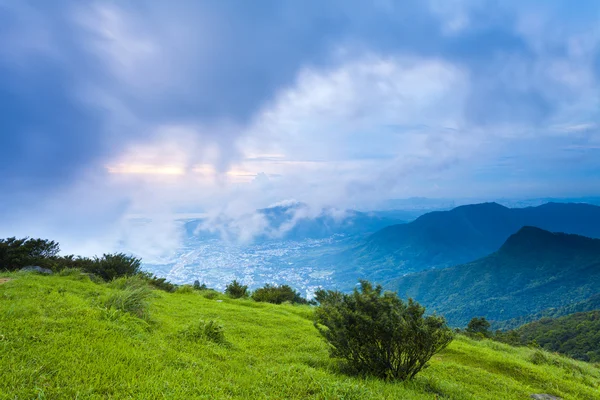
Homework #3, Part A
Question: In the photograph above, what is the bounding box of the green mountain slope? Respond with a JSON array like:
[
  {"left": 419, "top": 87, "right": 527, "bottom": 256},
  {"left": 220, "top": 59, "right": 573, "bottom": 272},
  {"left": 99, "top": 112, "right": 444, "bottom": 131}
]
[
  {"left": 389, "top": 226, "right": 600, "bottom": 327},
  {"left": 337, "top": 202, "right": 600, "bottom": 287},
  {"left": 498, "top": 294, "right": 600, "bottom": 330},
  {"left": 516, "top": 311, "right": 600, "bottom": 362},
  {"left": 2, "top": 272, "right": 599, "bottom": 399}
]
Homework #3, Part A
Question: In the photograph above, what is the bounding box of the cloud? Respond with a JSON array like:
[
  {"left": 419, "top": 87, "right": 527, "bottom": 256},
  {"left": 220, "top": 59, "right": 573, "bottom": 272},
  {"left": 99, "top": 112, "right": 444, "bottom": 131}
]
[{"left": 0, "top": 0, "right": 599, "bottom": 255}]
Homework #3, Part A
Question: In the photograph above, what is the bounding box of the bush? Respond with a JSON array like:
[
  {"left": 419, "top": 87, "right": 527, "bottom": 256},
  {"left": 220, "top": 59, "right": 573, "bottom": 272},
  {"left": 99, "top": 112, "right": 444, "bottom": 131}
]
[
  {"left": 177, "top": 285, "right": 194, "bottom": 294},
  {"left": 314, "top": 280, "right": 453, "bottom": 381},
  {"left": 252, "top": 284, "right": 307, "bottom": 304},
  {"left": 202, "top": 290, "right": 220, "bottom": 300},
  {"left": 225, "top": 280, "right": 248, "bottom": 299},
  {"left": 0, "top": 237, "right": 60, "bottom": 271},
  {"left": 86, "top": 253, "right": 142, "bottom": 281},
  {"left": 136, "top": 271, "right": 176, "bottom": 292},
  {"left": 179, "top": 320, "right": 226, "bottom": 344}
]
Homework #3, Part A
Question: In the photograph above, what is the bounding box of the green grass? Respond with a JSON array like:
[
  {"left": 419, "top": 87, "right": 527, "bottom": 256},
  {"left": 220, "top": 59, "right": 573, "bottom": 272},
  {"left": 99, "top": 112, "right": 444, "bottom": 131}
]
[{"left": 1, "top": 271, "right": 599, "bottom": 399}]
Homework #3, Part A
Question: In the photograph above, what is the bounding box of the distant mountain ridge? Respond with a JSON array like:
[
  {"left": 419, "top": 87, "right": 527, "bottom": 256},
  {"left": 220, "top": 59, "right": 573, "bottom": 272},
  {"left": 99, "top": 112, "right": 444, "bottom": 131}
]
[
  {"left": 183, "top": 202, "right": 404, "bottom": 243},
  {"left": 338, "top": 202, "right": 600, "bottom": 287},
  {"left": 389, "top": 226, "right": 600, "bottom": 326}
]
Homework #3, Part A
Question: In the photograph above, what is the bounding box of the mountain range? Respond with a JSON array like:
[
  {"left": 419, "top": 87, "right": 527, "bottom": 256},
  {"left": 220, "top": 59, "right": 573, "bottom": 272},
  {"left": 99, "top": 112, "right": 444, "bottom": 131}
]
[
  {"left": 336, "top": 202, "right": 600, "bottom": 288},
  {"left": 389, "top": 226, "right": 600, "bottom": 327}
]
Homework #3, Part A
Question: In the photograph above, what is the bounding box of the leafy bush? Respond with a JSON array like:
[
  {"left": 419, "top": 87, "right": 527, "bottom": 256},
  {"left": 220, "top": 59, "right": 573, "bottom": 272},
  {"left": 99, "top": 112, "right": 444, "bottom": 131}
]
[
  {"left": 202, "top": 290, "right": 220, "bottom": 300},
  {"left": 177, "top": 285, "right": 194, "bottom": 294},
  {"left": 138, "top": 271, "right": 176, "bottom": 292},
  {"left": 225, "top": 280, "right": 248, "bottom": 299},
  {"left": 252, "top": 284, "right": 307, "bottom": 304},
  {"left": 86, "top": 253, "right": 142, "bottom": 281},
  {"left": 466, "top": 317, "right": 492, "bottom": 338},
  {"left": 103, "top": 285, "right": 153, "bottom": 321},
  {"left": 179, "top": 320, "right": 226, "bottom": 344},
  {"left": 0, "top": 237, "right": 60, "bottom": 271},
  {"left": 314, "top": 280, "right": 453, "bottom": 381}
]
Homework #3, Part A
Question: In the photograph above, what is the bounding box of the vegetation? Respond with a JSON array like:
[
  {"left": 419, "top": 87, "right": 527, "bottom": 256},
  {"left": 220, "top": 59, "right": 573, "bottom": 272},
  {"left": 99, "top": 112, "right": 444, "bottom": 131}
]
[
  {"left": 343, "top": 202, "right": 600, "bottom": 290},
  {"left": 390, "top": 226, "right": 600, "bottom": 326},
  {"left": 225, "top": 280, "right": 248, "bottom": 299},
  {"left": 0, "top": 237, "right": 179, "bottom": 294},
  {"left": 1, "top": 272, "right": 599, "bottom": 399},
  {"left": 466, "top": 317, "right": 492, "bottom": 338},
  {"left": 511, "top": 311, "right": 600, "bottom": 362},
  {"left": 251, "top": 283, "right": 307, "bottom": 304},
  {"left": 315, "top": 281, "right": 453, "bottom": 381}
]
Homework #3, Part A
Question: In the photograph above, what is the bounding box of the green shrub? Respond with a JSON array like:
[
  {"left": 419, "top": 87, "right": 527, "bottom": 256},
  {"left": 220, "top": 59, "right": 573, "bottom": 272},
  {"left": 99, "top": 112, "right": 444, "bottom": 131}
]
[
  {"left": 202, "top": 290, "right": 220, "bottom": 300},
  {"left": 136, "top": 271, "right": 177, "bottom": 292},
  {"left": 85, "top": 253, "right": 142, "bottom": 281},
  {"left": 108, "top": 275, "right": 148, "bottom": 290},
  {"left": 177, "top": 285, "right": 194, "bottom": 294},
  {"left": 314, "top": 280, "right": 454, "bottom": 381},
  {"left": 252, "top": 284, "right": 307, "bottom": 304},
  {"left": 58, "top": 268, "right": 82, "bottom": 277},
  {"left": 103, "top": 286, "right": 153, "bottom": 321},
  {"left": 180, "top": 320, "right": 226, "bottom": 344},
  {"left": 0, "top": 237, "right": 60, "bottom": 271},
  {"left": 225, "top": 280, "right": 248, "bottom": 299}
]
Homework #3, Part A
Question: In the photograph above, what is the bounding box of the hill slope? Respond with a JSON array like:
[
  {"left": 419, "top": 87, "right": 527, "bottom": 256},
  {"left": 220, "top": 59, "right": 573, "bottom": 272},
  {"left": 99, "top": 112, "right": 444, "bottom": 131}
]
[
  {"left": 516, "top": 311, "right": 600, "bottom": 362},
  {"left": 339, "top": 202, "right": 600, "bottom": 286},
  {"left": 389, "top": 227, "right": 600, "bottom": 327},
  {"left": 2, "top": 272, "right": 599, "bottom": 399}
]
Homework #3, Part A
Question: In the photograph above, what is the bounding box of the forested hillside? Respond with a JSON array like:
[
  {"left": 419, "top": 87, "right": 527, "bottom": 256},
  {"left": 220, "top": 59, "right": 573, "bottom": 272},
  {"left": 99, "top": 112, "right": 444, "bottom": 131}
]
[
  {"left": 389, "top": 226, "right": 600, "bottom": 326},
  {"left": 336, "top": 202, "right": 600, "bottom": 288}
]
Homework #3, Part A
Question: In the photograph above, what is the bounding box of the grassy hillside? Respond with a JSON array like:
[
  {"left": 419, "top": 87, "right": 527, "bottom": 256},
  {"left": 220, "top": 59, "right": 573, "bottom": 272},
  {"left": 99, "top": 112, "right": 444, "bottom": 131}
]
[
  {"left": 1, "top": 272, "right": 599, "bottom": 399},
  {"left": 390, "top": 227, "right": 600, "bottom": 327}
]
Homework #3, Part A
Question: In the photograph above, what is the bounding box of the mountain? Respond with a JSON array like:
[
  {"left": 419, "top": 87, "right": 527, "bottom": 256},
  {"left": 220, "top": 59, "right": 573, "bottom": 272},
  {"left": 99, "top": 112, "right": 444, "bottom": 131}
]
[
  {"left": 340, "top": 202, "right": 600, "bottom": 285},
  {"left": 257, "top": 203, "right": 404, "bottom": 241},
  {"left": 496, "top": 293, "right": 600, "bottom": 330},
  {"left": 183, "top": 202, "right": 403, "bottom": 243},
  {"left": 388, "top": 226, "right": 600, "bottom": 327},
  {"left": 515, "top": 311, "right": 600, "bottom": 362}
]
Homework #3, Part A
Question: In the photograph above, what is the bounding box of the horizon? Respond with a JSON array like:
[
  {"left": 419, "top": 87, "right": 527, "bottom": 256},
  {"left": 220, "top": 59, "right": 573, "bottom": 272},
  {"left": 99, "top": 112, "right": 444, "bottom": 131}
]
[{"left": 1, "top": 1, "right": 599, "bottom": 255}]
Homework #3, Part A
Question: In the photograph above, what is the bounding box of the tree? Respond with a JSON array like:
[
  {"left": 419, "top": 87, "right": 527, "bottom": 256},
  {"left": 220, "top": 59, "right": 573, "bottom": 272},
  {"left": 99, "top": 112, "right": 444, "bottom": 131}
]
[
  {"left": 466, "top": 317, "right": 491, "bottom": 337},
  {"left": 225, "top": 280, "right": 248, "bottom": 298},
  {"left": 314, "top": 280, "right": 453, "bottom": 381}
]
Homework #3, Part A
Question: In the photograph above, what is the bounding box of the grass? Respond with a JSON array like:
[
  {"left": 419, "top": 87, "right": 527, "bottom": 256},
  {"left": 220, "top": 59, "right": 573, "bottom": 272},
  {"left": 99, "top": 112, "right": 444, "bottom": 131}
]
[{"left": 1, "top": 271, "right": 599, "bottom": 399}]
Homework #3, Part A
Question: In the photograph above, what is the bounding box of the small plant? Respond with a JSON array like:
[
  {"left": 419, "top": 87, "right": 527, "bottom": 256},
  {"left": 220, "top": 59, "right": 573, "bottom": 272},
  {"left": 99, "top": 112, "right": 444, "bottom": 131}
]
[
  {"left": 314, "top": 280, "right": 453, "bottom": 381},
  {"left": 103, "top": 285, "right": 153, "bottom": 321},
  {"left": 225, "top": 280, "right": 248, "bottom": 299},
  {"left": 58, "top": 267, "right": 82, "bottom": 277},
  {"left": 180, "top": 320, "right": 226, "bottom": 344},
  {"left": 202, "top": 290, "right": 220, "bottom": 300}
]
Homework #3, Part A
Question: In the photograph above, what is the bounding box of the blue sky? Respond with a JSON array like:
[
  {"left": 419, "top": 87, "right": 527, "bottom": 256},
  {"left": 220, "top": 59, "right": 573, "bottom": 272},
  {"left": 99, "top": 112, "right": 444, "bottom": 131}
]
[{"left": 1, "top": 0, "right": 599, "bottom": 254}]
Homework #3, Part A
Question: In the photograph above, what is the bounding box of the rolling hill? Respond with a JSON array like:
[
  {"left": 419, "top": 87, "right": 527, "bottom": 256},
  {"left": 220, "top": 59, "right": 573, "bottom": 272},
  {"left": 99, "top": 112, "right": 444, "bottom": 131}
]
[
  {"left": 1, "top": 271, "right": 599, "bottom": 399},
  {"left": 388, "top": 226, "right": 600, "bottom": 327},
  {"left": 336, "top": 202, "right": 600, "bottom": 287}
]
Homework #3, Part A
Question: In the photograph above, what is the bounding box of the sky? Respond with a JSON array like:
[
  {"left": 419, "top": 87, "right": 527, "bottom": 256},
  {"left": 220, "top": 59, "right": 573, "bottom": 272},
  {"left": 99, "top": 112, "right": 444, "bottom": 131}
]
[{"left": 1, "top": 0, "right": 599, "bottom": 255}]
